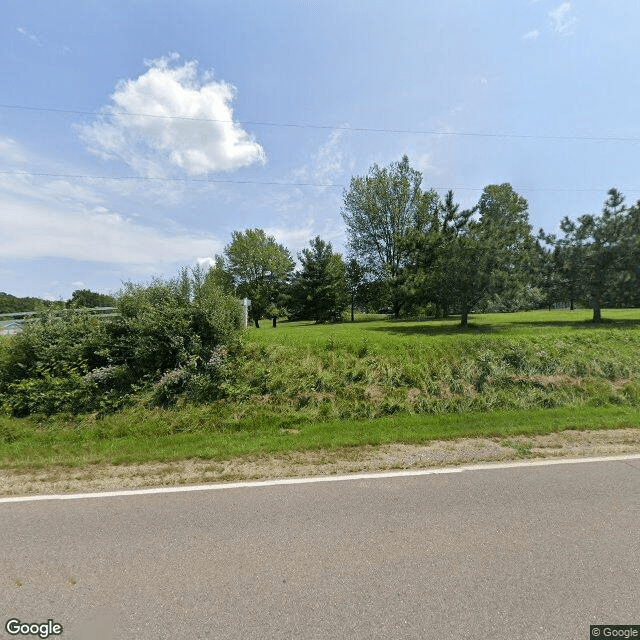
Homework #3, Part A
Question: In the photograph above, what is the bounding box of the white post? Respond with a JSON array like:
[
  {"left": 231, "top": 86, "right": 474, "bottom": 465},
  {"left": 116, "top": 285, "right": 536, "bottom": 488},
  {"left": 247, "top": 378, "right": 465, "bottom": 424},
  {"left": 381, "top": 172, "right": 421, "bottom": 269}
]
[{"left": 242, "top": 298, "right": 251, "bottom": 328}]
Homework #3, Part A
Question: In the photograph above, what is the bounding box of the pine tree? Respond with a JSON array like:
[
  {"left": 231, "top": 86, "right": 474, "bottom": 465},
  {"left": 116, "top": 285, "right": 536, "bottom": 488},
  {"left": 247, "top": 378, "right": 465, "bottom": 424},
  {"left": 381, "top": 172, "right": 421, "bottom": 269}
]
[{"left": 297, "top": 237, "right": 348, "bottom": 323}]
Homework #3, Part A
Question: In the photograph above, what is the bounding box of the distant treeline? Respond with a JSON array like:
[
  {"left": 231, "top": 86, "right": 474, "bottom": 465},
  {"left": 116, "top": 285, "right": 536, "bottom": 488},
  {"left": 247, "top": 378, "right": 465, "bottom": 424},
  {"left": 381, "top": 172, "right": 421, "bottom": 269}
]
[
  {"left": 0, "top": 289, "right": 116, "bottom": 314},
  {"left": 0, "top": 293, "right": 57, "bottom": 314}
]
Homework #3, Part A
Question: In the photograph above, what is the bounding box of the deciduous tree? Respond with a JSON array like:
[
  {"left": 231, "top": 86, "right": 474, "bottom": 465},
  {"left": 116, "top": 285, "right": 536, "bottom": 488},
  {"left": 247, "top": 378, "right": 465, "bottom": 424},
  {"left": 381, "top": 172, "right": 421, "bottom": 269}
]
[
  {"left": 341, "top": 155, "right": 438, "bottom": 317},
  {"left": 224, "top": 229, "right": 294, "bottom": 328},
  {"left": 345, "top": 258, "right": 366, "bottom": 321}
]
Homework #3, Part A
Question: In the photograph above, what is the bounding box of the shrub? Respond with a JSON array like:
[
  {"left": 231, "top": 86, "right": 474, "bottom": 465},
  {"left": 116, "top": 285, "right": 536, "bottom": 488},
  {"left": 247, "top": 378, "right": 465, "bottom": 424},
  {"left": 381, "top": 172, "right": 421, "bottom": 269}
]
[{"left": 0, "top": 269, "right": 244, "bottom": 416}]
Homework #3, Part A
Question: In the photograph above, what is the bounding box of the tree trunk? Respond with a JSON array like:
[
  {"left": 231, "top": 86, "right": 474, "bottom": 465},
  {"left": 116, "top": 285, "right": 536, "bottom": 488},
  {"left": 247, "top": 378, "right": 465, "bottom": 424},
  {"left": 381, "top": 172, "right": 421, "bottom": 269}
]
[
  {"left": 592, "top": 302, "right": 602, "bottom": 323},
  {"left": 460, "top": 304, "right": 469, "bottom": 328},
  {"left": 570, "top": 298, "right": 574, "bottom": 311},
  {"left": 254, "top": 315, "right": 260, "bottom": 328},
  {"left": 351, "top": 293, "right": 355, "bottom": 322}
]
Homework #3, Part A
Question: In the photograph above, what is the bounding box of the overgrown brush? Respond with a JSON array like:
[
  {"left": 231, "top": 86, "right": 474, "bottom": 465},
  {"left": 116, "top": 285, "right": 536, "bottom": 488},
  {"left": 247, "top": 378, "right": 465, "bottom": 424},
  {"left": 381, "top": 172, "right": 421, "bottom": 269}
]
[
  {"left": 0, "top": 270, "right": 244, "bottom": 416},
  {"left": 226, "top": 314, "right": 640, "bottom": 422}
]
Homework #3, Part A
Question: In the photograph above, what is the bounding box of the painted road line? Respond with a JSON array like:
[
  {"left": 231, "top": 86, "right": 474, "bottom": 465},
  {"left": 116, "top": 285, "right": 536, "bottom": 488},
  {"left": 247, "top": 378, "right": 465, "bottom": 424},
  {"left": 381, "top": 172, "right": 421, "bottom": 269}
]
[{"left": 1, "top": 453, "right": 640, "bottom": 504}]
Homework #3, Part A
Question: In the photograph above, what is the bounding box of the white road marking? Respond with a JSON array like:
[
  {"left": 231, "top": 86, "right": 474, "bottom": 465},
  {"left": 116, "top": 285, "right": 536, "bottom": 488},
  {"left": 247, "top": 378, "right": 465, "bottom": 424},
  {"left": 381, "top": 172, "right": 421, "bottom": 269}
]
[{"left": 1, "top": 453, "right": 640, "bottom": 504}]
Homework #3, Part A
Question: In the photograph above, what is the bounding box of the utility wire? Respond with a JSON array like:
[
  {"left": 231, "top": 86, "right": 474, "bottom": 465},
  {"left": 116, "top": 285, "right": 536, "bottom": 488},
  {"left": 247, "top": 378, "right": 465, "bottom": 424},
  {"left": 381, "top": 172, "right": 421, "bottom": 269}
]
[
  {"left": 0, "top": 170, "right": 341, "bottom": 188},
  {"left": 2, "top": 170, "right": 639, "bottom": 193},
  {"left": 1, "top": 102, "right": 639, "bottom": 143}
]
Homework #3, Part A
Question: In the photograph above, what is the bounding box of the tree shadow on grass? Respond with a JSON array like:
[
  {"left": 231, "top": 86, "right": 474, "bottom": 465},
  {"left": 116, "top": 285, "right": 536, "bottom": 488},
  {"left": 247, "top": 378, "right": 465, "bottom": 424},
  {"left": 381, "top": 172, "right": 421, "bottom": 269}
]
[{"left": 366, "top": 315, "right": 640, "bottom": 337}]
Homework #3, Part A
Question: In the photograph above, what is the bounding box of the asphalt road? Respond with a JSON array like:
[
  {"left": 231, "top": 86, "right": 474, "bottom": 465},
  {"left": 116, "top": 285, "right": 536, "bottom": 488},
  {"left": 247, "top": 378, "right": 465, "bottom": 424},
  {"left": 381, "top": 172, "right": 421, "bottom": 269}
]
[{"left": 2, "top": 458, "right": 640, "bottom": 640}]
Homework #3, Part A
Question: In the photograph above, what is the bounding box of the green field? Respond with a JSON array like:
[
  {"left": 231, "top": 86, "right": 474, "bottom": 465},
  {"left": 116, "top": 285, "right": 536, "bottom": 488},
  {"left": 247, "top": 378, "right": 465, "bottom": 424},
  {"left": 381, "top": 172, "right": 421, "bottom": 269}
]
[{"left": 1, "top": 309, "right": 639, "bottom": 469}]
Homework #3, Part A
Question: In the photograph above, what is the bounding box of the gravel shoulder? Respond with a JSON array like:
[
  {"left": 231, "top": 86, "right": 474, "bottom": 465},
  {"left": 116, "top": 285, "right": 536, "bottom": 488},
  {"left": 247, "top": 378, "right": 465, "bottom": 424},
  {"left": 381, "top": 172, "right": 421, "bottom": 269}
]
[{"left": 2, "top": 427, "right": 640, "bottom": 497}]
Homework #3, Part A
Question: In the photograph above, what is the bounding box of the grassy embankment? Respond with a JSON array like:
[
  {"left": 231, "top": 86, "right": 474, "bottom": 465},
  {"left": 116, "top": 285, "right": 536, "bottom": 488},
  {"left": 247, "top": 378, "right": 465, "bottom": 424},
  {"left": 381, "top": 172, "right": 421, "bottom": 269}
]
[{"left": 1, "top": 309, "right": 639, "bottom": 469}]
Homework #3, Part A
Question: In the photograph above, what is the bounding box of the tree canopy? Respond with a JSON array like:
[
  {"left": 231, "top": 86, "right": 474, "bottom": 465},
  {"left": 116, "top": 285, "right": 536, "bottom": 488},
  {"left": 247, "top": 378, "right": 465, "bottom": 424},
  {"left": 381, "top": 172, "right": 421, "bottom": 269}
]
[
  {"left": 341, "top": 155, "right": 439, "bottom": 317},
  {"left": 223, "top": 228, "right": 295, "bottom": 327},
  {"left": 292, "top": 236, "right": 348, "bottom": 323}
]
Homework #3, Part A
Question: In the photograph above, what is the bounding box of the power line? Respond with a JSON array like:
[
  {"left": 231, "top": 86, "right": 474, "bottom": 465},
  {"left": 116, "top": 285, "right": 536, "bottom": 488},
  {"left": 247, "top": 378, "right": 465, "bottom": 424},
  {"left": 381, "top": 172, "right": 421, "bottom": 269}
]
[
  {"left": 2, "top": 170, "right": 639, "bottom": 193},
  {"left": 1, "top": 102, "right": 639, "bottom": 144},
  {"left": 0, "top": 170, "right": 342, "bottom": 188}
]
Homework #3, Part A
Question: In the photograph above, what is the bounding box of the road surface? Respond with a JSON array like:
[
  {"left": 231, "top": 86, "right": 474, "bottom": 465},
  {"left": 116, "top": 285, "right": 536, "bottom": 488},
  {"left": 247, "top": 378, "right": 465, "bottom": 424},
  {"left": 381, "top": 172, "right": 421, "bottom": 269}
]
[{"left": 2, "top": 457, "right": 640, "bottom": 639}]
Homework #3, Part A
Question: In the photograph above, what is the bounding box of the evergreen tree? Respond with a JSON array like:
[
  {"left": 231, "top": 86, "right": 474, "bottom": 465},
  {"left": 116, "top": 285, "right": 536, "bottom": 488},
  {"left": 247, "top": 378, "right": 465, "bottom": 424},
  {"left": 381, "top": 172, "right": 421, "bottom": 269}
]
[
  {"left": 296, "top": 236, "right": 348, "bottom": 323},
  {"left": 574, "top": 189, "right": 627, "bottom": 321},
  {"left": 450, "top": 184, "right": 534, "bottom": 327},
  {"left": 401, "top": 190, "right": 474, "bottom": 318}
]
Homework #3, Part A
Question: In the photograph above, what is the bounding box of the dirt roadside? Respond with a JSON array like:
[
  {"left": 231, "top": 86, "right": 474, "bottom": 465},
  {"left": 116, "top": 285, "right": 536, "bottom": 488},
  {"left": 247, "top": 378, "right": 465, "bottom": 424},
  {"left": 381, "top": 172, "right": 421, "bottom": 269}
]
[{"left": 2, "top": 428, "right": 640, "bottom": 497}]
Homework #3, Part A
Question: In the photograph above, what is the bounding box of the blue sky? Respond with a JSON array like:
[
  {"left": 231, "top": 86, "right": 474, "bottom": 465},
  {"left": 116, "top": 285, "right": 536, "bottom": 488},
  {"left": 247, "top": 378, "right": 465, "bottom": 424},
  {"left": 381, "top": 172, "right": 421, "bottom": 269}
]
[{"left": 2, "top": 1, "right": 640, "bottom": 299}]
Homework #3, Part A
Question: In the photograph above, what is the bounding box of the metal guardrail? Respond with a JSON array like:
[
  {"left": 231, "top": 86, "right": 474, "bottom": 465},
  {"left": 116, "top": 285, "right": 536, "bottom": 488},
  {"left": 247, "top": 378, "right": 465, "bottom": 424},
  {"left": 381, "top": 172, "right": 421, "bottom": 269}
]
[
  {"left": 0, "top": 307, "right": 118, "bottom": 335},
  {"left": 0, "top": 307, "right": 116, "bottom": 318}
]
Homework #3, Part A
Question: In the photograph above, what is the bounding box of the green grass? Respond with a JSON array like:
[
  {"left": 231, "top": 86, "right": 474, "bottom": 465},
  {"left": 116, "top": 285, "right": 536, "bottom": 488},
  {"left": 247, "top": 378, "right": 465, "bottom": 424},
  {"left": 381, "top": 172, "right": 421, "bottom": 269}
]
[
  {"left": 235, "top": 309, "right": 640, "bottom": 420},
  {"left": 1, "top": 308, "right": 640, "bottom": 469},
  {"left": 0, "top": 404, "right": 638, "bottom": 468}
]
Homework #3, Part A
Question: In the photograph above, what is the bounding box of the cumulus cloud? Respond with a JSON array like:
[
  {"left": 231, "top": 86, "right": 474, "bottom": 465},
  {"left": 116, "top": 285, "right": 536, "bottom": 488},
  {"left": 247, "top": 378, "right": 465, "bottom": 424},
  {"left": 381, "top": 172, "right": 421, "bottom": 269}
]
[
  {"left": 549, "top": 3, "right": 577, "bottom": 36},
  {"left": 523, "top": 29, "right": 539, "bottom": 40},
  {"left": 196, "top": 257, "right": 216, "bottom": 268},
  {"left": 76, "top": 54, "right": 266, "bottom": 176}
]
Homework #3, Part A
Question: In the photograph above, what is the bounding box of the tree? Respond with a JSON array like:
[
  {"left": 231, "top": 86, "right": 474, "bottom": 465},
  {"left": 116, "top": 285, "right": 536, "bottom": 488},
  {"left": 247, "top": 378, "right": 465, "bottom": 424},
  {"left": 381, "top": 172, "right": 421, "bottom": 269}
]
[
  {"left": 345, "top": 258, "right": 366, "bottom": 321},
  {"left": 448, "top": 184, "right": 534, "bottom": 327},
  {"left": 401, "top": 190, "right": 473, "bottom": 317},
  {"left": 544, "top": 189, "right": 640, "bottom": 317},
  {"left": 533, "top": 232, "right": 566, "bottom": 311},
  {"left": 341, "top": 155, "right": 439, "bottom": 317},
  {"left": 0, "top": 293, "right": 56, "bottom": 313},
  {"left": 224, "top": 229, "right": 294, "bottom": 328},
  {"left": 617, "top": 199, "right": 640, "bottom": 307},
  {"left": 541, "top": 220, "right": 585, "bottom": 311},
  {"left": 67, "top": 289, "right": 116, "bottom": 308},
  {"left": 574, "top": 188, "right": 627, "bottom": 322},
  {"left": 203, "top": 255, "right": 235, "bottom": 295},
  {"left": 399, "top": 185, "right": 534, "bottom": 325},
  {"left": 294, "top": 236, "right": 348, "bottom": 323}
]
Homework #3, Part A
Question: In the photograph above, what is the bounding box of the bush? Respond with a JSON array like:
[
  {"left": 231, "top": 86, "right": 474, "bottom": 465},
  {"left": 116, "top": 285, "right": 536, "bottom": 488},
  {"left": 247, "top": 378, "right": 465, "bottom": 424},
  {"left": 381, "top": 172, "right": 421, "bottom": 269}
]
[{"left": 0, "top": 269, "right": 245, "bottom": 416}]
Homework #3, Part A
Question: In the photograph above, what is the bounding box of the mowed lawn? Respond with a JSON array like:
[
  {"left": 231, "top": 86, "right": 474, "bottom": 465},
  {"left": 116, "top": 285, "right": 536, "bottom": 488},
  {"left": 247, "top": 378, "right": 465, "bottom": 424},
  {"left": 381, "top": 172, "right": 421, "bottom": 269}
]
[{"left": 1, "top": 309, "right": 639, "bottom": 468}]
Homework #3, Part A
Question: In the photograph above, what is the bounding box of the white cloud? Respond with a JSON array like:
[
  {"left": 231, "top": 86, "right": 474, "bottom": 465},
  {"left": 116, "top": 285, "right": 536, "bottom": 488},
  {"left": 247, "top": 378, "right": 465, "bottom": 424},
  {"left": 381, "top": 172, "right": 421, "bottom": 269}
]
[
  {"left": 549, "top": 3, "right": 577, "bottom": 36},
  {"left": 196, "top": 257, "right": 216, "bottom": 268},
  {"left": 0, "top": 136, "right": 29, "bottom": 164},
  {"left": 523, "top": 29, "right": 539, "bottom": 40},
  {"left": 291, "top": 130, "right": 346, "bottom": 184},
  {"left": 412, "top": 152, "right": 437, "bottom": 174},
  {"left": 76, "top": 54, "right": 266, "bottom": 177},
  {"left": 265, "top": 223, "right": 315, "bottom": 254},
  {"left": 16, "top": 26, "right": 42, "bottom": 46},
  {"left": 259, "top": 130, "right": 352, "bottom": 257},
  {"left": 0, "top": 195, "right": 223, "bottom": 265}
]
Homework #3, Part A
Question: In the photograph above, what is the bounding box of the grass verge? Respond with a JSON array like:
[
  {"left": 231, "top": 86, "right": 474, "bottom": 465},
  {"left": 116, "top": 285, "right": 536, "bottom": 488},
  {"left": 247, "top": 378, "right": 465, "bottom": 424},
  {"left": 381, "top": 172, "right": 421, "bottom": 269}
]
[{"left": 1, "top": 404, "right": 638, "bottom": 469}]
